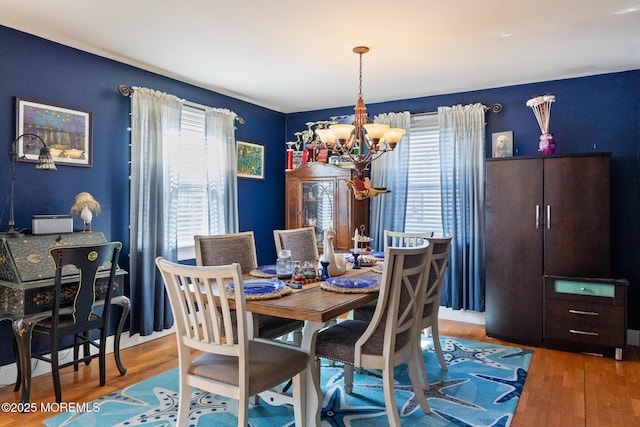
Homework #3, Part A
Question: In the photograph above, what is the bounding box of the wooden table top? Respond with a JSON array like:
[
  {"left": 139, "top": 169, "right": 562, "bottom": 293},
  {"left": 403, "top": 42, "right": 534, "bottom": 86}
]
[{"left": 243, "top": 268, "right": 380, "bottom": 323}]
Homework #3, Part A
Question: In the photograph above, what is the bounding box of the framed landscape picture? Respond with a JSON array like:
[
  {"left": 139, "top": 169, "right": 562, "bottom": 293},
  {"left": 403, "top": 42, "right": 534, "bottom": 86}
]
[
  {"left": 16, "top": 98, "right": 92, "bottom": 167},
  {"left": 237, "top": 140, "right": 265, "bottom": 179}
]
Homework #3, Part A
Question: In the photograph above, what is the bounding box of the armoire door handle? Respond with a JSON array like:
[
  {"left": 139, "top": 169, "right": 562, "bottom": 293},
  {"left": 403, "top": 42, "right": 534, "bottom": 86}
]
[
  {"left": 546, "top": 205, "right": 551, "bottom": 229},
  {"left": 535, "top": 205, "right": 540, "bottom": 229}
]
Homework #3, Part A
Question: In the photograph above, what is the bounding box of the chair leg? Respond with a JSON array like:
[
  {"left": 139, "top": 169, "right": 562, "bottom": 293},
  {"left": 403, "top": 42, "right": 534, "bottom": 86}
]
[
  {"left": 408, "top": 348, "right": 431, "bottom": 415},
  {"left": 238, "top": 393, "right": 249, "bottom": 427},
  {"left": 344, "top": 363, "right": 354, "bottom": 394},
  {"left": 382, "top": 365, "right": 401, "bottom": 427},
  {"left": 430, "top": 325, "right": 448, "bottom": 370},
  {"left": 99, "top": 329, "right": 107, "bottom": 386},
  {"left": 176, "top": 376, "right": 191, "bottom": 426},
  {"left": 292, "top": 329, "right": 303, "bottom": 347},
  {"left": 415, "top": 332, "right": 430, "bottom": 390},
  {"left": 83, "top": 331, "right": 92, "bottom": 365},
  {"left": 50, "top": 337, "right": 62, "bottom": 403},
  {"left": 73, "top": 334, "right": 80, "bottom": 371}
]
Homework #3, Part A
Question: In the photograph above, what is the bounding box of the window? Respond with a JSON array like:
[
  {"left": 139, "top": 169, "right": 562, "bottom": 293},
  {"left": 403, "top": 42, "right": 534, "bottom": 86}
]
[
  {"left": 404, "top": 114, "right": 443, "bottom": 235},
  {"left": 175, "top": 105, "right": 214, "bottom": 260}
]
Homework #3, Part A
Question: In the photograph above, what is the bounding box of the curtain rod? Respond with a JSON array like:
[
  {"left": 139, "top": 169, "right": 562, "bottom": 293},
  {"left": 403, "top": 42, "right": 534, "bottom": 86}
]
[
  {"left": 412, "top": 103, "right": 503, "bottom": 118},
  {"left": 118, "top": 85, "right": 245, "bottom": 124}
]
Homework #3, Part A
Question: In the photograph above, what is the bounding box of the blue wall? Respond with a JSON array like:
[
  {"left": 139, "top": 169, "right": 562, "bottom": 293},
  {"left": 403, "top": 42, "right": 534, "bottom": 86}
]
[
  {"left": 0, "top": 26, "right": 287, "bottom": 265},
  {"left": 0, "top": 26, "right": 286, "bottom": 366},
  {"left": 287, "top": 71, "right": 640, "bottom": 331},
  {"left": 1, "top": 24, "right": 639, "bottom": 368}
]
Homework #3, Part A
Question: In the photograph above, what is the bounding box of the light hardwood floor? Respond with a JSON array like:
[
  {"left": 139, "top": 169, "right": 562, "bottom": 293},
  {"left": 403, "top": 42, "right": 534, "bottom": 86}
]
[{"left": 1, "top": 319, "right": 639, "bottom": 426}]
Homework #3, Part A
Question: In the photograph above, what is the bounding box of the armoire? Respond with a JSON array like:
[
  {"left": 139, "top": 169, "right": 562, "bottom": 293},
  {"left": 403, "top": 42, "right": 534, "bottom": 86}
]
[
  {"left": 285, "top": 162, "right": 369, "bottom": 253},
  {"left": 484, "top": 153, "right": 622, "bottom": 352}
]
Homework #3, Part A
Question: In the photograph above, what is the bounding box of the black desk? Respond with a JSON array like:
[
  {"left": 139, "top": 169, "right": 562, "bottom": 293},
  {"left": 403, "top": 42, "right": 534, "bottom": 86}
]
[{"left": 0, "top": 232, "right": 129, "bottom": 403}]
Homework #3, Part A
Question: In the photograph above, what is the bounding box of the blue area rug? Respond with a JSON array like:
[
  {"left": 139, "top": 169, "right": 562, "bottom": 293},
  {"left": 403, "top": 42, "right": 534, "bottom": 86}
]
[{"left": 43, "top": 336, "right": 532, "bottom": 426}]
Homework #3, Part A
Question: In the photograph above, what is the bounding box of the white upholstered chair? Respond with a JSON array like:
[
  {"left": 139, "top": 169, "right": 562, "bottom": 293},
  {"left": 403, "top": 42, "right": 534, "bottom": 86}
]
[
  {"left": 155, "top": 257, "right": 308, "bottom": 427},
  {"left": 312, "top": 241, "right": 434, "bottom": 426}
]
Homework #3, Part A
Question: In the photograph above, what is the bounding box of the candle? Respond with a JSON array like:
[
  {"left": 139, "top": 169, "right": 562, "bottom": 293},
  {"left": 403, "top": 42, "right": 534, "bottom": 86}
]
[{"left": 353, "top": 228, "right": 359, "bottom": 252}]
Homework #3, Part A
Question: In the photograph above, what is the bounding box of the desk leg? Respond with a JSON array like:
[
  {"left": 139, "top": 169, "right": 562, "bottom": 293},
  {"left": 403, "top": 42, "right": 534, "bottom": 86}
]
[
  {"left": 12, "top": 318, "right": 35, "bottom": 404},
  {"left": 301, "top": 321, "right": 324, "bottom": 427},
  {"left": 111, "top": 296, "right": 130, "bottom": 376}
]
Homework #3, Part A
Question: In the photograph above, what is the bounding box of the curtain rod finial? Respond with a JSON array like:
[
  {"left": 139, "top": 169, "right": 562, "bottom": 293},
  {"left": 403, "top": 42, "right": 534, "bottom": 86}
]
[{"left": 118, "top": 85, "right": 133, "bottom": 97}]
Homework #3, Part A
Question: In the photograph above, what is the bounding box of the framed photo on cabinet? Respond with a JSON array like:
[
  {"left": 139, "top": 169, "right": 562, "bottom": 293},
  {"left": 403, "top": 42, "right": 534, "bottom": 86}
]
[
  {"left": 237, "top": 139, "right": 265, "bottom": 179},
  {"left": 491, "top": 131, "right": 514, "bottom": 158},
  {"left": 16, "top": 98, "right": 92, "bottom": 167}
]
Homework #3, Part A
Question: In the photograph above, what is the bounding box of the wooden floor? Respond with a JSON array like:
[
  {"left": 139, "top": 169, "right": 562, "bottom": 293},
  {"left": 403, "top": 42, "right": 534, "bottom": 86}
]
[{"left": 1, "top": 319, "right": 639, "bottom": 426}]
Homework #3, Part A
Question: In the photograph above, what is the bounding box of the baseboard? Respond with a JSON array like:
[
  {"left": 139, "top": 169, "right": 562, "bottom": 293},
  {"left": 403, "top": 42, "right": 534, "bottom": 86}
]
[
  {"left": 438, "top": 307, "right": 486, "bottom": 325},
  {"left": 0, "top": 327, "right": 175, "bottom": 388}
]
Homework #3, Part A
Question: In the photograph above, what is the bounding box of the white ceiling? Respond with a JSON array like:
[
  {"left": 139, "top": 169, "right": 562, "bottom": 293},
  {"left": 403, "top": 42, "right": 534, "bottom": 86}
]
[{"left": 1, "top": 1, "right": 639, "bottom": 113}]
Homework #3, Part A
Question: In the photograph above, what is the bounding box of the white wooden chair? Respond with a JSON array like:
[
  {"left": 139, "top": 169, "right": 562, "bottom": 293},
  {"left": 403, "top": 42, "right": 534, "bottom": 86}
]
[
  {"left": 155, "top": 257, "right": 308, "bottom": 427},
  {"left": 273, "top": 227, "right": 319, "bottom": 265},
  {"left": 311, "top": 242, "right": 434, "bottom": 426},
  {"left": 194, "top": 232, "right": 303, "bottom": 345},
  {"left": 383, "top": 230, "right": 433, "bottom": 248}
]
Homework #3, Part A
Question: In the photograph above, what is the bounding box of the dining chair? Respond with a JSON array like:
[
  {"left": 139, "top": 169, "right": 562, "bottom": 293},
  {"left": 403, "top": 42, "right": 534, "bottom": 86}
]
[
  {"left": 194, "top": 232, "right": 303, "bottom": 345},
  {"left": 414, "top": 236, "right": 452, "bottom": 384},
  {"left": 312, "top": 241, "right": 434, "bottom": 426},
  {"left": 273, "top": 227, "right": 319, "bottom": 265},
  {"left": 383, "top": 230, "right": 434, "bottom": 249},
  {"left": 353, "top": 230, "right": 432, "bottom": 322},
  {"left": 354, "top": 231, "right": 451, "bottom": 372},
  {"left": 155, "top": 257, "right": 308, "bottom": 427},
  {"left": 28, "top": 242, "right": 122, "bottom": 403}
]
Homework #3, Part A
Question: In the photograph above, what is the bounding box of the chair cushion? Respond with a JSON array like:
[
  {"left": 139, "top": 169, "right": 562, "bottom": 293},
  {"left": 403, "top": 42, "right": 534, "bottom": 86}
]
[
  {"left": 353, "top": 300, "right": 376, "bottom": 321},
  {"left": 257, "top": 315, "right": 304, "bottom": 340},
  {"left": 189, "top": 340, "right": 308, "bottom": 396},
  {"left": 315, "top": 320, "right": 370, "bottom": 364}
]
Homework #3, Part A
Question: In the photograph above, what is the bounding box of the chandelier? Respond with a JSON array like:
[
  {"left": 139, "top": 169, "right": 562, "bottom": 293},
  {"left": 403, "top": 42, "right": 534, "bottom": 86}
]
[{"left": 314, "top": 46, "right": 406, "bottom": 182}]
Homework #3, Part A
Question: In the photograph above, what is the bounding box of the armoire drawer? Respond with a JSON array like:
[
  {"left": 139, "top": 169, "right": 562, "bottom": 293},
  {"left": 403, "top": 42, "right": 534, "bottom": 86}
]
[
  {"left": 543, "top": 275, "right": 628, "bottom": 359},
  {"left": 544, "top": 299, "right": 625, "bottom": 347}
]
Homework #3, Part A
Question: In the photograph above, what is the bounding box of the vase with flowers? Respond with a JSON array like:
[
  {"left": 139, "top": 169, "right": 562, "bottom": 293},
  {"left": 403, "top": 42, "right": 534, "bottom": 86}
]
[{"left": 526, "top": 94, "right": 556, "bottom": 155}]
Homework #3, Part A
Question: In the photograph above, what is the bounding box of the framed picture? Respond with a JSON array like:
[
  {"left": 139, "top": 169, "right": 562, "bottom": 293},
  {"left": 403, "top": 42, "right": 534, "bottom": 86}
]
[
  {"left": 237, "top": 140, "right": 265, "bottom": 179},
  {"left": 492, "top": 131, "right": 514, "bottom": 158},
  {"left": 316, "top": 148, "right": 329, "bottom": 163},
  {"left": 16, "top": 98, "right": 92, "bottom": 167}
]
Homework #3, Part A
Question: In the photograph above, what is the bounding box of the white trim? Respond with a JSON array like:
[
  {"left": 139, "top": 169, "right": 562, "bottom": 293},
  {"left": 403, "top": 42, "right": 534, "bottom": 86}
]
[{"left": 438, "top": 307, "right": 485, "bottom": 325}]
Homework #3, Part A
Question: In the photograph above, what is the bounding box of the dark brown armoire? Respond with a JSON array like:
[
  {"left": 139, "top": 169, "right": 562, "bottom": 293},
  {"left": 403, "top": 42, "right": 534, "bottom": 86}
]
[{"left": 485, "top": 154, "right": 611, "bottom": 345}]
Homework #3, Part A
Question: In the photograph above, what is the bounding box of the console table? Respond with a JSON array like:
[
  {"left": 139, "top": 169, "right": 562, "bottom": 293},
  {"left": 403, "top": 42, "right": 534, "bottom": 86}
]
[{"left": 0, "top": 232, "right": 129, "bottom": 403}]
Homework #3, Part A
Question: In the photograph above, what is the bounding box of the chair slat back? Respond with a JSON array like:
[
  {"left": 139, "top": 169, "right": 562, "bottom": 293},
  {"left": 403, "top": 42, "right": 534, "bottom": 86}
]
[
  {"left": 156, "top": 258, "right": 246, "bottom": 356},
  {"left": 422, "top": 235, "right": 452, "bottom": 323},
  {"left": 194, "top": 232, "right": 258, "bottom": 274},
  {"left": 49, "top": 242, "right": 122, "bottom": 326},
  {"left": 273, "top": 227, "right": 319, "bottom": 264},
  {"left": 384, "top": 230, "right": 434, "bottom": 250},
  {"left": 356, "top": 241, "right": 433, "bottom": 360}
]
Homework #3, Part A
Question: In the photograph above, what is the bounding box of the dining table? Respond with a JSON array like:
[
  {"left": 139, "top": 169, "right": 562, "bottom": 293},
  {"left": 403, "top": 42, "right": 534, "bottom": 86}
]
[{"left": 240, "top": 261, "right": 382, "bottom": 427}]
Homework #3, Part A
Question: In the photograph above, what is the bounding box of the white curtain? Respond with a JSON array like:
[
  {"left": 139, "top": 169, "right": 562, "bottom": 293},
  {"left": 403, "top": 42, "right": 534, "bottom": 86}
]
[
  {"left": 129, "top": 87, "right": 182, "bottom": 335},
  {"left": 369, "top": 111, "right": 410, "bottom": 249},
  {"left": 204, "top": 108, "right": 239, "bottom": 233},
  {"left": 438, "top": 103, "right": 486, "bottom": 311}
]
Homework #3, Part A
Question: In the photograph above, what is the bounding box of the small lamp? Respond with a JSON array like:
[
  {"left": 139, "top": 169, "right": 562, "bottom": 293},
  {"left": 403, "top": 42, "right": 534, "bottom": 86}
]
[{"left": 3, "top": 133, "right": 57, "bottom": 238}]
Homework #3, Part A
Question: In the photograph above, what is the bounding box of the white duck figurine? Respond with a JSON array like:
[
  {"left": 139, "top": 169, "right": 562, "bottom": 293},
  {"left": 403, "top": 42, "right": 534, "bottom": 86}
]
[{"left": 322, "top": 226, "right": 347, "bottom": 277}]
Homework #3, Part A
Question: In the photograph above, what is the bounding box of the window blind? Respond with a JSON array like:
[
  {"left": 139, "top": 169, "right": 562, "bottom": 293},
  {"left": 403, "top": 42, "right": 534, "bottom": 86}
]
[
  {"left": 405, "top": 114, "right": 443, "bottom": 236},
  {"left": 176, "top": 105, "right": 210, "bottom": 259}
]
